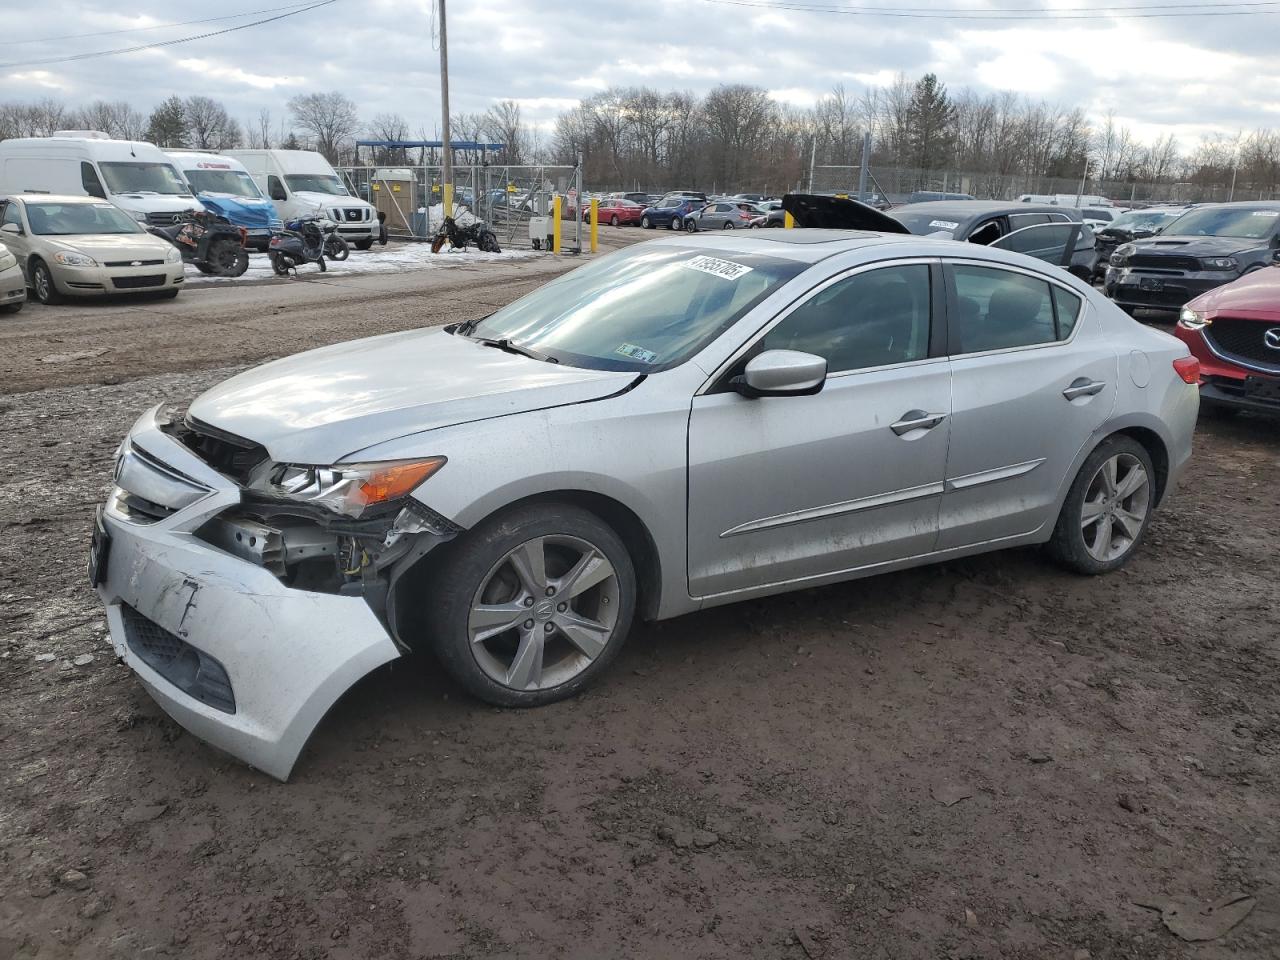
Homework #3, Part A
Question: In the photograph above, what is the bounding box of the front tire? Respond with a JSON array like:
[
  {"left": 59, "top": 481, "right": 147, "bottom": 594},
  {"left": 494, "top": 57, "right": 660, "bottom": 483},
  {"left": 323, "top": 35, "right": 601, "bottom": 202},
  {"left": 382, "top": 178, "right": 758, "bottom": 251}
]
[
  {"left": 354, "top": 238, "right": 374, "bottom": 251},
  {"left": 30, "top": 259, "right": 63, "bottom": 305},
  {"left": 610, "top": 215, "right": 619, "bottom": 227},
  {"left": 424, "top": 503, "right": 637, "bottom": 707},
  {"left": 641, "top": 215, "right": 652, "bottom": 229},
  {"left": 1, "top": 301, "right": 23, "bottom": 314},
  {"left": 1048, "top": 436, "right": 1155, "bottom": 575}
]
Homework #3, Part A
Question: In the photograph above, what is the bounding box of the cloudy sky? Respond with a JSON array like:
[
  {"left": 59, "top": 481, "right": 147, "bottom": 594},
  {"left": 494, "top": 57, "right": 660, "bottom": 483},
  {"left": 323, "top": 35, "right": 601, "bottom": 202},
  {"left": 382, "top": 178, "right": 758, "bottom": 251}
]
[{"left": 3, "top": 0, "right": 1279, "bottom": 148}]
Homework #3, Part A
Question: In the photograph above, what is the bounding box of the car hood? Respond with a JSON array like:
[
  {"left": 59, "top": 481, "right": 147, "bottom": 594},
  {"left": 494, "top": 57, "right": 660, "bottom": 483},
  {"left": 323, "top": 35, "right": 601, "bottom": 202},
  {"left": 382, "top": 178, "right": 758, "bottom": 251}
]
[
  {"left": 1129, "top": 235, "right": 1265, "bottom": 257},
  {"left": 198, "top": 193, "right": 279, "bottom": 228},
  {"left": 292, "top": 190, "right": 370, "bottom": 212},
  {"left": 42, "top": 234, "right": 172, "bottom": 259},
  {"left": 1188, "top": 265, "right": 1280, "bottom": 315},
  {"left": 781, "top": 193, "right": 910, "bottom": 233},
  {"left": 187, "top": 328, "right": 639, "bottom": 464}
]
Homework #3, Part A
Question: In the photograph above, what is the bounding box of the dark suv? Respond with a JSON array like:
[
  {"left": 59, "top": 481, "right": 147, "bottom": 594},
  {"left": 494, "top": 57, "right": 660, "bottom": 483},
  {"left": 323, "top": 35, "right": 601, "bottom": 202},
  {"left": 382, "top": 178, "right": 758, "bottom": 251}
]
[{"left": 1105, "top": 202, "right": 1280, "bottom": 314}]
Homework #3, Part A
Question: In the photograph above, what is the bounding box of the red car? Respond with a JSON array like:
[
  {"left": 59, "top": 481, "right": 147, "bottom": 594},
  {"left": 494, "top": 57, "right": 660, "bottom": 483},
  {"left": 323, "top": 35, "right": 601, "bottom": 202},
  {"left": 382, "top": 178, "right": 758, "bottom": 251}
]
[
  {"left": 1174, "top": 262, "right": 1280, "bottom": 415},
  {"left": 581, "top": 198, "right": 645, "bottom": 227}
]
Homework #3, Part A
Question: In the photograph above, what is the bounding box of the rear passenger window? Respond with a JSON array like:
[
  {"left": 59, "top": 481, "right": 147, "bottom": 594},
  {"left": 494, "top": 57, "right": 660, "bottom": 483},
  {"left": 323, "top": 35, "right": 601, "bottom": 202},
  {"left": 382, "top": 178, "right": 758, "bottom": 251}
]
[
  {"left": 952, "top": 265, "right": 1056, "bottom": 353},
  {"left": 762, "top": 264, "right": 931, "bottom": 372},
  {"left": 1052, "top": 285, "right": 1083, "bottom": 339}
]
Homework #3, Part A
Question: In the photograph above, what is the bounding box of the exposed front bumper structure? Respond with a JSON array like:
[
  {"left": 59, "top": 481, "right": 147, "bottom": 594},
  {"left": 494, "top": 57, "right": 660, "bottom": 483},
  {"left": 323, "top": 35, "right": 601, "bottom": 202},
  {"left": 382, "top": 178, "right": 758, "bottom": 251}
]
[{"left": 95, "top": 407, "right": 401, "bottom": 780}]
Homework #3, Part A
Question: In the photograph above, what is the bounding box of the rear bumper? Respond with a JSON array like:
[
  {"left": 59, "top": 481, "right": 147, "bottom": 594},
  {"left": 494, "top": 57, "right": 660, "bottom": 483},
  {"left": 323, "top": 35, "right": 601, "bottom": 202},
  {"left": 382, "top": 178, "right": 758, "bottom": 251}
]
[{"left": 95, "top": 407, "right": 401, "bottom": 780}]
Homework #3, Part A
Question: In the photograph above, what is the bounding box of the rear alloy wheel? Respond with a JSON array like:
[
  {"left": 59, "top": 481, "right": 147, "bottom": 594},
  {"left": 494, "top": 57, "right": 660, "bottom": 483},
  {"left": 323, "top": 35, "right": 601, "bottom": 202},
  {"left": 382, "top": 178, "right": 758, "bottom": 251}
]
[
  {"left": 1048, "top": 436, "right": 1154, "bottom": 574},
  {"left": 426, "top": 504, "right": 636, "bottom": 706},
  {"left": 610, "top": 215, "right": 619, "bottom": 227},
  {"left": 722, "top": 220, "right": 735, "bottom": 230}
]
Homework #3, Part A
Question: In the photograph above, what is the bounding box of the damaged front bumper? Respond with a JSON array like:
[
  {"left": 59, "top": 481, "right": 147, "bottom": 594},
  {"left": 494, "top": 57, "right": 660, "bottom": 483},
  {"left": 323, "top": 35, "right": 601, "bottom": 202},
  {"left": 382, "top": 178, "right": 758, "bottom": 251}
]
[{"left": 94, "top": 406, "right": 443, "bottom": 780}]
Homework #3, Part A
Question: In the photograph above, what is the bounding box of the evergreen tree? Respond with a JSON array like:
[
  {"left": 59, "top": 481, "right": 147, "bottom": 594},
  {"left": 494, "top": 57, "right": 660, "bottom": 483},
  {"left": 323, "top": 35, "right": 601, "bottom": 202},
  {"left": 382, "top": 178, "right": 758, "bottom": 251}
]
[
  {"left": 146, "top": 96, "right": 188, "bottom": 148},
  {"left": 907, "top": 74, "right": 956, "bottom": 177}
]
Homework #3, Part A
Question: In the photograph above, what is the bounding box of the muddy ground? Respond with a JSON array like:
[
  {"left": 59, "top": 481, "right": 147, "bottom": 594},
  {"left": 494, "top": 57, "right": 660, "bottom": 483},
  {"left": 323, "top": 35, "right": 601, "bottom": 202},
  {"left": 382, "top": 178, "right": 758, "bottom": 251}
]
[{"left": 0, "top": 236, "right": 1277, "bottom": 959}]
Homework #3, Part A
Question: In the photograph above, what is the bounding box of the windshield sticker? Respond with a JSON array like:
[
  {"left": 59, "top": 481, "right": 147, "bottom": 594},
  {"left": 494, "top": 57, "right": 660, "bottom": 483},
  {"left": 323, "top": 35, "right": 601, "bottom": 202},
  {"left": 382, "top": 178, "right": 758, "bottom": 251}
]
[
  {"left": 929, "top": 219, "right": 960, "bottom": 230},
  {"left": 1250, "top": 211, "right": 1280, "bottom": 217},
  {"left": 684, "top": 255, "right": 753, "bottom": 281},
  {"left": 616, "top": 343, "right": 659, "bottom": 364}
]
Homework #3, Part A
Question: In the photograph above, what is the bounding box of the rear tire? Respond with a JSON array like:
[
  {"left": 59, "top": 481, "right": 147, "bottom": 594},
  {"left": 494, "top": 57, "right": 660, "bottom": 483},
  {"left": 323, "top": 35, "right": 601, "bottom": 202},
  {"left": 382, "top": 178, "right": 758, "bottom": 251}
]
[
  {"left": 1047, "top": 436, "right": 1155, "bottom": 575},
  {"left": 269, "top": 253, "right": 292, "bottom": 277},
  {"left": 610, "top": 215, "right": 619, "bottom": 227},
  {"left": 670, "top": 217, "right": 682, "bottom": 231},
  {"left": 423, "top": 503, "right": 637, "bottom": 708}
]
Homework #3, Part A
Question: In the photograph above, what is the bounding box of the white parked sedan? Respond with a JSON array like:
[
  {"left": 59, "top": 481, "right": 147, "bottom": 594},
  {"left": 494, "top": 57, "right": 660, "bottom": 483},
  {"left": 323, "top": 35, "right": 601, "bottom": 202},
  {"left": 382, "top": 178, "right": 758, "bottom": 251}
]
[{"left": 0, "top": 194, "right": 184, "bottom": 304}]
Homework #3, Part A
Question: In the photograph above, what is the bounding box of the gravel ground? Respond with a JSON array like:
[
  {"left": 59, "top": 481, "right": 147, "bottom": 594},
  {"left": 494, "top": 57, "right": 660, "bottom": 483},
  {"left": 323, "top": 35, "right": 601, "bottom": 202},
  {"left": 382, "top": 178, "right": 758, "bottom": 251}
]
[{"left": 0, "top": 239, "right": 1277, "bottom": 959}]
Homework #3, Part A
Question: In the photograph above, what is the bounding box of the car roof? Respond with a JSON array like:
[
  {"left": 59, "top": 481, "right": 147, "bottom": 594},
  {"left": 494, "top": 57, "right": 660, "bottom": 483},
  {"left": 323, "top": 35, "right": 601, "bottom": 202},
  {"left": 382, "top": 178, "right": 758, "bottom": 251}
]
[
  {"left": 895, "top": 200, "right": 1068, "bottom": 218},
  {"left": 1, "top": 193, "right": 105, "bottom": 205}
]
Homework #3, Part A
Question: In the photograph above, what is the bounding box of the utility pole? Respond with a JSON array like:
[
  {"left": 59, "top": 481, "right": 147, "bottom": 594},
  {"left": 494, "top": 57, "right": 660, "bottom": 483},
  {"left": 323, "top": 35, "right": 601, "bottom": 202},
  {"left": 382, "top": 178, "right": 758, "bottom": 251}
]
[
  {"left": 437, "top": 0, "right": 453, "bottom": 216},
  {"left": 807, "top": 136, "right": 817, "bottom": 193}
]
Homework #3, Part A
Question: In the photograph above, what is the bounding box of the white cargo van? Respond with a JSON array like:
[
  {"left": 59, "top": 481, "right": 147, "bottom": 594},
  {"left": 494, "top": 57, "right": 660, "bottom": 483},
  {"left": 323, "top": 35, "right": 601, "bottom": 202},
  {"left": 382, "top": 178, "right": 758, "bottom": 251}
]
[
  {"left": 165, "top": 151, "right": 282, "bottom": 250},
  {"left": 226, "top": 149, "right": 379, "bottom": 248},
  {"left": 0, "top": 132, "right": 197, "bottom": 226}
]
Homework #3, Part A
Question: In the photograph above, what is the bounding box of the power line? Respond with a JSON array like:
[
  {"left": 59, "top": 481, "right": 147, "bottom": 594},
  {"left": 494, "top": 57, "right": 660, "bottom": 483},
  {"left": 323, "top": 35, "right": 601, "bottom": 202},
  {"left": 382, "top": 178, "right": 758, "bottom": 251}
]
[
  {"left": 0, "top": 2, "right": 323, "bottom": 47},
  {"left": 0, "top": 0, "right": 342, "bottom": 70},
  {"left": 696, "top": 0, "right": 1280, "bottom": 19}
]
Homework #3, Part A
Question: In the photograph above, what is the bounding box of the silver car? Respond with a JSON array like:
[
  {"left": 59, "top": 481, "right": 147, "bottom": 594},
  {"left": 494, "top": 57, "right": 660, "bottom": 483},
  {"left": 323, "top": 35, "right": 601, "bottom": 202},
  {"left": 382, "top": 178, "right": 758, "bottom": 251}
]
[{"left": 93, "top": 232, "right": 1198, "bottom": 779}]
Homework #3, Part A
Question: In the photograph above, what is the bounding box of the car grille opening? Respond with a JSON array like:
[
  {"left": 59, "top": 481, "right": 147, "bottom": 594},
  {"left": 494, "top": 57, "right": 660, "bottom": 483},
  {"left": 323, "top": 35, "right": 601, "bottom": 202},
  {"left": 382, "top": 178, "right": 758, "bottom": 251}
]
[
  {"left": 174, "top": 417, "right": 269, "bottom": 485},
  {"left": 1205, "top": 318, "right": 1280, "bottom": 370},
  {"left": 121, "top": 605, "right": 236, "bottom": 713},
  {"left": 104, "top": 259, "right": 165, "bottom": 267},
  {"left": 111, "top": 274, "right": 166, "bottom": 289},
  {"left": 1128, "top": 254, "right": 1199, "bottom": 272}
]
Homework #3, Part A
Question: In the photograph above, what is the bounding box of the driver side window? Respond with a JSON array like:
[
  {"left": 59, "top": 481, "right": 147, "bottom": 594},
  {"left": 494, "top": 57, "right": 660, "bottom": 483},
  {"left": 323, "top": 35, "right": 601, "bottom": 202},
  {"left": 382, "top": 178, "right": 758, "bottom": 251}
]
[
  {"left": 761, "top": 264, "right": 932, "bottom": 373},
  {"left": 1, "top": 202, "right": 23, "bottom": 232},
  {"left": 80, "top": 162, "right": 106, "bottom": 199}
]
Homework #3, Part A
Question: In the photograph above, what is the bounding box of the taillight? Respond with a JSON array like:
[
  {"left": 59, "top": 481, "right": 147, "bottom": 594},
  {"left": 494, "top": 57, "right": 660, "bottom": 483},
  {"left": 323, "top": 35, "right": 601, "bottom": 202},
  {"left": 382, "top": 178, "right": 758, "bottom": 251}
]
[{"left": 1173, "top": 356, "right": 1200, "bottom": 384}]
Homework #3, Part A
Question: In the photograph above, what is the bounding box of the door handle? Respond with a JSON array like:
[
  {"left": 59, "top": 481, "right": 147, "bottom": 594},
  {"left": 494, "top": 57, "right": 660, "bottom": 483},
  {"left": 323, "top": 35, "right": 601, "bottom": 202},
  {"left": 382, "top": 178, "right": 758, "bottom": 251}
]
[
  {"left": 1062, "top": 378, "right": 1106, "bottom": 401},
  {"left": 890, "top": 410, "right": 947, "bottom": 436}
]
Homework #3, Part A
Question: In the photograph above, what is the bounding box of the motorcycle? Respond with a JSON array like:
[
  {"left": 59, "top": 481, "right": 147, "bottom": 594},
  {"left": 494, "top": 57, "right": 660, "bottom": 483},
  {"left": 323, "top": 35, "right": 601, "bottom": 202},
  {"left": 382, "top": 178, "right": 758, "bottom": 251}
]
[
  {"left": 147, "top": 208, "right": 249, "bottom": 278},
  {"left": 268, "top": 217, "right": 328, "bottom": 275},
  {"left": 430, "top": 211, "right": 501, "bottom": 254}
]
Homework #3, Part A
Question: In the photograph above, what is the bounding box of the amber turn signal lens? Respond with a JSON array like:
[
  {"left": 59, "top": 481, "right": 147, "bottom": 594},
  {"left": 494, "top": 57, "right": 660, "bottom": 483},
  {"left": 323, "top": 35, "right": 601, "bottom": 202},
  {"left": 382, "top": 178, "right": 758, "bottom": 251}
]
[{"left": 350, "top": 458, "right": 446, "bottom": 507}]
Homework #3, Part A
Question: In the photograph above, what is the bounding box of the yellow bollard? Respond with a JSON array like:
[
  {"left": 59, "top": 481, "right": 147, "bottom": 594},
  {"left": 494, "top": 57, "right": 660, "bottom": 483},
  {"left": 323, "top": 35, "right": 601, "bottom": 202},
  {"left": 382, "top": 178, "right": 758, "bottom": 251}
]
[
  {"left": 552, "top": 195, "right": 562, "bottom": 254},
  {"left": 784, "top": 211, "right": 795, "bottom": 229},
  {"left": 589, "top": 198, "right": 599, "bottom": 254},
  {"left": 442, "top": 182, "right": 453, "bottom": 220}
]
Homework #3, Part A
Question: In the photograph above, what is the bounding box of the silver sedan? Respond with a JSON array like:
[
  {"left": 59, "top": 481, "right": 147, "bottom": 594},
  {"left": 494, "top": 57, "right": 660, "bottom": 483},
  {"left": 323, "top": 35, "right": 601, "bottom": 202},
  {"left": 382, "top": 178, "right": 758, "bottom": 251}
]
[{"left": 93, "top": 232, "right": 1198, "bottom": 778}]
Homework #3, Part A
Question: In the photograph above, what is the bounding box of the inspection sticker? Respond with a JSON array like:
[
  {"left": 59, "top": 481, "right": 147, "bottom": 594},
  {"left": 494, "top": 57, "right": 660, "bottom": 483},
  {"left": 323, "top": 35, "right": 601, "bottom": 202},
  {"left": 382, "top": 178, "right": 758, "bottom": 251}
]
[
  {"left": 929, "top": 219, "right": 960, "bottom": 230},
  {"left": 684, "top": 255, "right": 753, "bottom": 280},
  {"left": 616, "top": 343, "right": 659, "bottom": 364},
  {"left": 1250, "top": 210, "right": 1280, "bottom": 217}
]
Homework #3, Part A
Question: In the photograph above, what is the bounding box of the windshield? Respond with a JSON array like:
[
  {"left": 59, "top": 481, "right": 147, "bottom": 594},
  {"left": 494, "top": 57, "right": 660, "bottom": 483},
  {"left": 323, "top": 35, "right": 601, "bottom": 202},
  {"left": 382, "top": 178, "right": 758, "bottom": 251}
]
[
  {"left": 26, "top": 202, "right": 143, "bottom": 236},
  {"left": 1107, "top": 209, "right": 1183, "bottom": 233},
  {"left": 284, "top": 174, "right": 349, "bottom": 196},
  {"left": 890, "top": 209, "right": 963, "bottom": 238},
  {"left": 185, "top": 168, "right": 263, "bottom": 198},
  {"left": 463, "top": 245, "right": 807, "bottom": 371},
  {"left": 98, "top": 162, "right": 191, "bottom": 196},
  {"left": 1163, "top": 206, "right": 1280, "bottom": 239}
]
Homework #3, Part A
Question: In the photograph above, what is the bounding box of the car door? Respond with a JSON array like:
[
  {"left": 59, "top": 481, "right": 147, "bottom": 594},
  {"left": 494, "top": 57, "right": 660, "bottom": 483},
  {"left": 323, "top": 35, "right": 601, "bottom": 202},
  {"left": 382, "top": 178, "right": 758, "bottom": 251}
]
[
  {"left": 0, "top": 201, "right": 32, "bottom": 276},
  {"left": 990, "top": 221, "right": 1082, "bottom": 268},
  {"left": 687, "top": 260, "right": 952, "bottom": 598},
  {"left": 937, "top": 260, "right": 1117, "bottom": 550}
]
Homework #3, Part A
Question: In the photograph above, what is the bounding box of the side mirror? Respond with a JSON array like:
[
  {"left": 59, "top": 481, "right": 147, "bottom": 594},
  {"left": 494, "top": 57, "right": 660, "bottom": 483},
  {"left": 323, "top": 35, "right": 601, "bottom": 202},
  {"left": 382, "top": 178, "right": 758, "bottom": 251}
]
[
  {"left": 0, "top": 222, "right": 21, "bottom": 235},
  {"left": 732, "top": 349, "right": 827, "bottom": 398},
  {"left": 1271, "top": 248, "right": 1280, "bottom": 265}
]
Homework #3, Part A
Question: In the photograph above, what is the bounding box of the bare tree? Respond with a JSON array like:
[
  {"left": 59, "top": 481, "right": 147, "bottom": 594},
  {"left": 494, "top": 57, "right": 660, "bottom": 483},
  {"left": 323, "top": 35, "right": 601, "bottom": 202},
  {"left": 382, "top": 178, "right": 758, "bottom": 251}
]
[
  {"left": 184, "top": 96, "right": 241, "bottom": 150},
  {"left": 288, "top": 91, "right": 359, "bottom": 162},
  {"left": 253, "top": 108, "right": 273, "bottom": 149},
  {"left": 482, "top": 100, "right": 529, "bottom": 164}
]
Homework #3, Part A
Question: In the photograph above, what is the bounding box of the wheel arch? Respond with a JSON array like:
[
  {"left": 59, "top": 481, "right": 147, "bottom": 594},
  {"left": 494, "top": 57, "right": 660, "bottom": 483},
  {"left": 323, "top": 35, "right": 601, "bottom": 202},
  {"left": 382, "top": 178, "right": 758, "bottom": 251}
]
[{"left": 1109, "top": 425, "right": 1170, "bottom": 506}]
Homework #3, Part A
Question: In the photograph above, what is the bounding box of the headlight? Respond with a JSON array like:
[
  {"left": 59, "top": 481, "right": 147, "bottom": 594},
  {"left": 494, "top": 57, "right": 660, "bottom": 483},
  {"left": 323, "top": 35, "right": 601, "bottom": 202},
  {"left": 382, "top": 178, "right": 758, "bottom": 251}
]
[
  {"left": 132, "top": 211, "right": 148, "bottom": 223},
  {"left": 53, "top": 251, "right": 96, "bottom": 266},
  {"left": 1201, "top": 257, "right": 1238, "bottom": 271},
  {"left": 1179, "top": 307, "right": 1211, "bottom": 330},
  {"left": 1110, "top": 243, "right": 1134, "bottom": 267},
  {"left": 165, "top": 247, "right": 182, "bottom": 263},
  {"left": 270, "top": 458, "right": 446, "bottom": 518}
]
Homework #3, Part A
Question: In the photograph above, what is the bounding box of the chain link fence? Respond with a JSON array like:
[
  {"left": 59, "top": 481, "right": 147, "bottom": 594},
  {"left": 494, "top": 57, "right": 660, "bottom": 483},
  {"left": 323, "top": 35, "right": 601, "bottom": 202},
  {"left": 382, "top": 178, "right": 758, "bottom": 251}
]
[
  {"left": 811, "top": 165, "right": 1280, "bottom": 206},
  {"left": 335, "top": 163, "right": 584, "bottom": 250}
]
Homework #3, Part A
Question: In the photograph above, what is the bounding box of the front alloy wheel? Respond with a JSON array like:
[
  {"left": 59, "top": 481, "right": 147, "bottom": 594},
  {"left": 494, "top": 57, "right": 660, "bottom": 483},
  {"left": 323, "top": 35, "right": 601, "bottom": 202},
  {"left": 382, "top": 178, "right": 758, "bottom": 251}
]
[
  {"left": 468, "top": 535, "right": 620, "bottom": 692},
  {"left": 425, "top": 503, "right": 636, "bottom": 706}
]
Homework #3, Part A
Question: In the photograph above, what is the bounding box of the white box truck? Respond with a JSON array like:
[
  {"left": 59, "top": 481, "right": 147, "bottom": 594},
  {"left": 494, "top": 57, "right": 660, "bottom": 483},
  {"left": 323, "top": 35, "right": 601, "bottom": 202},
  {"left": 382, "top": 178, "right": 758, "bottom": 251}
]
[
  {"left": 226, "top": 149, "right": 381, "bottom": 248},
  {"left": 165, "top": 151, "right": 282, "bottom": 251},
  {"left": 0, "top": 131, "right": 198, "bottom": 226}
]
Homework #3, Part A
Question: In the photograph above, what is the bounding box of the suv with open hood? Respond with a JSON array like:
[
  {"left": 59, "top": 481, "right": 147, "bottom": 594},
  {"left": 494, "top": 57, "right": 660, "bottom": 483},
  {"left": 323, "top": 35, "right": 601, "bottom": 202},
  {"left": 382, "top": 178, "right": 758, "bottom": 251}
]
[{"left": 1105, "top": 202, "right": 1280, "bottom": 314}]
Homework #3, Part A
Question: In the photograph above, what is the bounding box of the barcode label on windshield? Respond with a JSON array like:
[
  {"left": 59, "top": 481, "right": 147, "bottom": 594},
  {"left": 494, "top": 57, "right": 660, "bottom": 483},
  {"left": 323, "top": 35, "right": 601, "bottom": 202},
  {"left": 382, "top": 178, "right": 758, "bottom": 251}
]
[
  {"left": 685, "top": 255, "right": 753, "bottom": 280},
  {"left": 929, "top": 219, "right": 960, "bottom": 230}
]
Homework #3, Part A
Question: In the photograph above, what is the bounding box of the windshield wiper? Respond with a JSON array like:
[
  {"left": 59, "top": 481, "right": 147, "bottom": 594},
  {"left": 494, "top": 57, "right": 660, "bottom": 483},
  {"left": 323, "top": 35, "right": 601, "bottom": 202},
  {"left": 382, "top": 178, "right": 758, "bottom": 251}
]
[{"left": 475, "top": 337, "right": 558, "bottom": 364}]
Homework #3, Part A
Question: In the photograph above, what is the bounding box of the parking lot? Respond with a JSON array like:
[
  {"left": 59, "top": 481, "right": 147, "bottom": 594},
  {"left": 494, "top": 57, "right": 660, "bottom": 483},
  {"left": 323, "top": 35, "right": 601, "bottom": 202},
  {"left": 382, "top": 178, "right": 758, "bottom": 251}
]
[{"left": 1, "top": 231, "right": 1277, "bottom": 959}]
